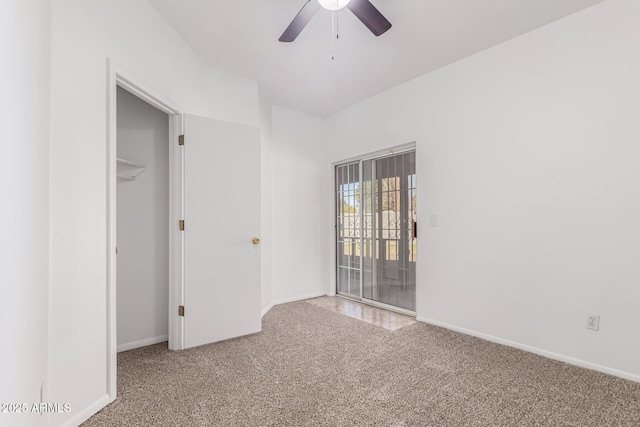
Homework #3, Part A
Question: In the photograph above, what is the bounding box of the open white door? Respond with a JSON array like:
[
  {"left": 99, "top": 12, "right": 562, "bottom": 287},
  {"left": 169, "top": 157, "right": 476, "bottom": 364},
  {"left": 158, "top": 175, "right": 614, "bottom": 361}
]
[{"left": 183, "top": 114, "right": 261, "bottom": 349}]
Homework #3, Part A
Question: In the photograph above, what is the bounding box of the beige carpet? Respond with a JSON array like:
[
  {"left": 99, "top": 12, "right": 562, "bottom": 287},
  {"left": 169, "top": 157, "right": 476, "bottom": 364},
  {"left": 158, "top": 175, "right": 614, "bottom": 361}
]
[{"left": 85, "top": 301, "right": 640, "bottom": 426}]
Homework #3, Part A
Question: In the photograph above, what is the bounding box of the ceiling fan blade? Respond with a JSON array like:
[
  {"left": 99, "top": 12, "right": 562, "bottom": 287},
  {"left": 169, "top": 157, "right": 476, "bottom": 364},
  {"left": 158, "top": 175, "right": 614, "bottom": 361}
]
[
  {"left": 346, "top": 0, "right": 392, "bottom": 36},
  {"left": 279, "top": 0, "right": 322, "bottom": 42}
]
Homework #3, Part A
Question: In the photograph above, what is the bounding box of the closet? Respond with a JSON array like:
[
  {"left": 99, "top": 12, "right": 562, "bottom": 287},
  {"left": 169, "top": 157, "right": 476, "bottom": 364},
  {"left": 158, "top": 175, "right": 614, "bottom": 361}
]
[{"left": 116, "top": 87, "right": 170, "bottom": 352}]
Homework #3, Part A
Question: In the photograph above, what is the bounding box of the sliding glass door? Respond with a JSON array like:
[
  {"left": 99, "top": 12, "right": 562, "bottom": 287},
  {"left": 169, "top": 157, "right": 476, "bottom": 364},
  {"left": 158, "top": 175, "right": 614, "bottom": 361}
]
[
  {"left": 336, "top": 150, "right": 416, "bottom": 313},
  {"left": 336, "top": 162, "right": 362, "bottom": 298}
]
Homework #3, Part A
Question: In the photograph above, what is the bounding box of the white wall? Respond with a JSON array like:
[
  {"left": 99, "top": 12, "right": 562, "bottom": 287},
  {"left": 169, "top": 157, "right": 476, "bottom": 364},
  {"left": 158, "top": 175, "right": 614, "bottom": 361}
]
[
  {"left": 48, "top": 0, "right": 259, "bottom": 425},
  {"left": 0, "top": 1, "right": 50, "bottom": 426},
  {"left": 259, "top": 88, "right": 274, "bottom": 313},
  {"left": 271, "top": 107, "right": 330, "bottom": 303},
  {"left": 116, "top": 87, "right": 169, "bottom": 351},
  {"left": 326, "top": 0, "right": 640, "bottom": 380}
]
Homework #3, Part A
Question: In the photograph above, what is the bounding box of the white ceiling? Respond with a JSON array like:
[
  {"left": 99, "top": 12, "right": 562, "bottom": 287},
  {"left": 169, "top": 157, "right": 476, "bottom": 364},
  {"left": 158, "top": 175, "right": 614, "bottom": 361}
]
[{"left": 147, "top": 0, "right": 604, "bottom": 117}]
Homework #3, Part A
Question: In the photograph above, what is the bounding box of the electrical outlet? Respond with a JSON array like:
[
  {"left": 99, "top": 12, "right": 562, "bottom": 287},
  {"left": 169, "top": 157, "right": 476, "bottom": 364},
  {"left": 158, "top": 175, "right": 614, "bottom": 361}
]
[{"left": 586, "top": 313, "right": 600, "bottom": 331}]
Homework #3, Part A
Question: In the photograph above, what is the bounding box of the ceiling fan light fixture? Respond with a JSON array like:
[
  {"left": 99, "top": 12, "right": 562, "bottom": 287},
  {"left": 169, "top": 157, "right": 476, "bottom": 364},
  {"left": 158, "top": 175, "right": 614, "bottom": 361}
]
[
  {"left": 318, "top": 0, "right": 351, "bottom": 11},
  {"left": 279, "top": 0, "right": 391, "bottom": 42}
]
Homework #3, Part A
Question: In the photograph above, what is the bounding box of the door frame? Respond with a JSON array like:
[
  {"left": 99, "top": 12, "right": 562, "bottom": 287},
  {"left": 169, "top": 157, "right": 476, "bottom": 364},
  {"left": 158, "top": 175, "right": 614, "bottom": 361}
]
[
  {"left": 330, "top": 142, "right": 418, "bottom": 317},
  {"left": 106, "top": 59, "right": 185, "bottom": 402}
]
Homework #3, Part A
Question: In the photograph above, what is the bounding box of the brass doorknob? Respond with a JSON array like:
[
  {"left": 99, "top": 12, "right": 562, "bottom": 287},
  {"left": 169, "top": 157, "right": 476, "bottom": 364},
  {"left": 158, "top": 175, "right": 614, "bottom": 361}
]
[{"left": 252, "top": 237, "right": 260, "bottom": 245}]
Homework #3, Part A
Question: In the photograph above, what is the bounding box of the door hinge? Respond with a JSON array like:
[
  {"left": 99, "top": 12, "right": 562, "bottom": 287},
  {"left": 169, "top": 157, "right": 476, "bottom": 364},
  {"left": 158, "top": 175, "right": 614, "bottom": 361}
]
[
  {"left": 178, "top": 134, "right": 184, "bottom": 146},
  {"left": 179, "top": 220, "right": 184, "bottom": 231},
  {"left": 178, "top": 305, "right": 185, "bottom": 317}
]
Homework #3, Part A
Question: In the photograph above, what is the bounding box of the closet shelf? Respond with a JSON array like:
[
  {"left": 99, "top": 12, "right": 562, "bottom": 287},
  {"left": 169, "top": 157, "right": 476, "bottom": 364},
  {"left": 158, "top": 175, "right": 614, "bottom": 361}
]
[{"left": 117, "top": 157, "right": 145, "bottom": 180}]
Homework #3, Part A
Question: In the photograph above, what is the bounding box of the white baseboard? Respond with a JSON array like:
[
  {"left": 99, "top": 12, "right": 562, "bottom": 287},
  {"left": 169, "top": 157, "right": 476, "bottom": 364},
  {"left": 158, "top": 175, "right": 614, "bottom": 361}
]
[
  {"left": 117, "top": 334, "right": 168, "bottom": 353},
  {"left": 261, "top": 292, "right": 327, "bottom": 317},
  {"left": 416, "top": 316, "right": 640, "bottom": 384},
  {"left": 261, "top": 303, "right": 275, "bottom": 318},
  {"left": 59, "top": 394, "right": 111, "bottom": 427},
  {"left": 274, "top": 292, "right": 326, "bottom": 306}
]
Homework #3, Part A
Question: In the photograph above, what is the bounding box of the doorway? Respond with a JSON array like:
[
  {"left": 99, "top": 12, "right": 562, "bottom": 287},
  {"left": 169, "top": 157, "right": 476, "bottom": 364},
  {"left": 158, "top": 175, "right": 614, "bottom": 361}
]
[
  {"left": 335, "top": 149, "right": 417, "bottom": 314},
  {"left": 107, "top": 63, "right": 184, "bottom": 400},
  {"left": 116, "top": 87, "right": 170, "bottom": 352},
  {"left": 107, "top": 62, "right": 262, "bottom": 401}
]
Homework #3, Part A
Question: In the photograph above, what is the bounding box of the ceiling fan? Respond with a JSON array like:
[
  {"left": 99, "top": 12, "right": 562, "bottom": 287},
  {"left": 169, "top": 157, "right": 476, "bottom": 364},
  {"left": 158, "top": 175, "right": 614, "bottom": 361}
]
[{"left": 279, "top": 0, "right": 392, "bottom": 42}]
